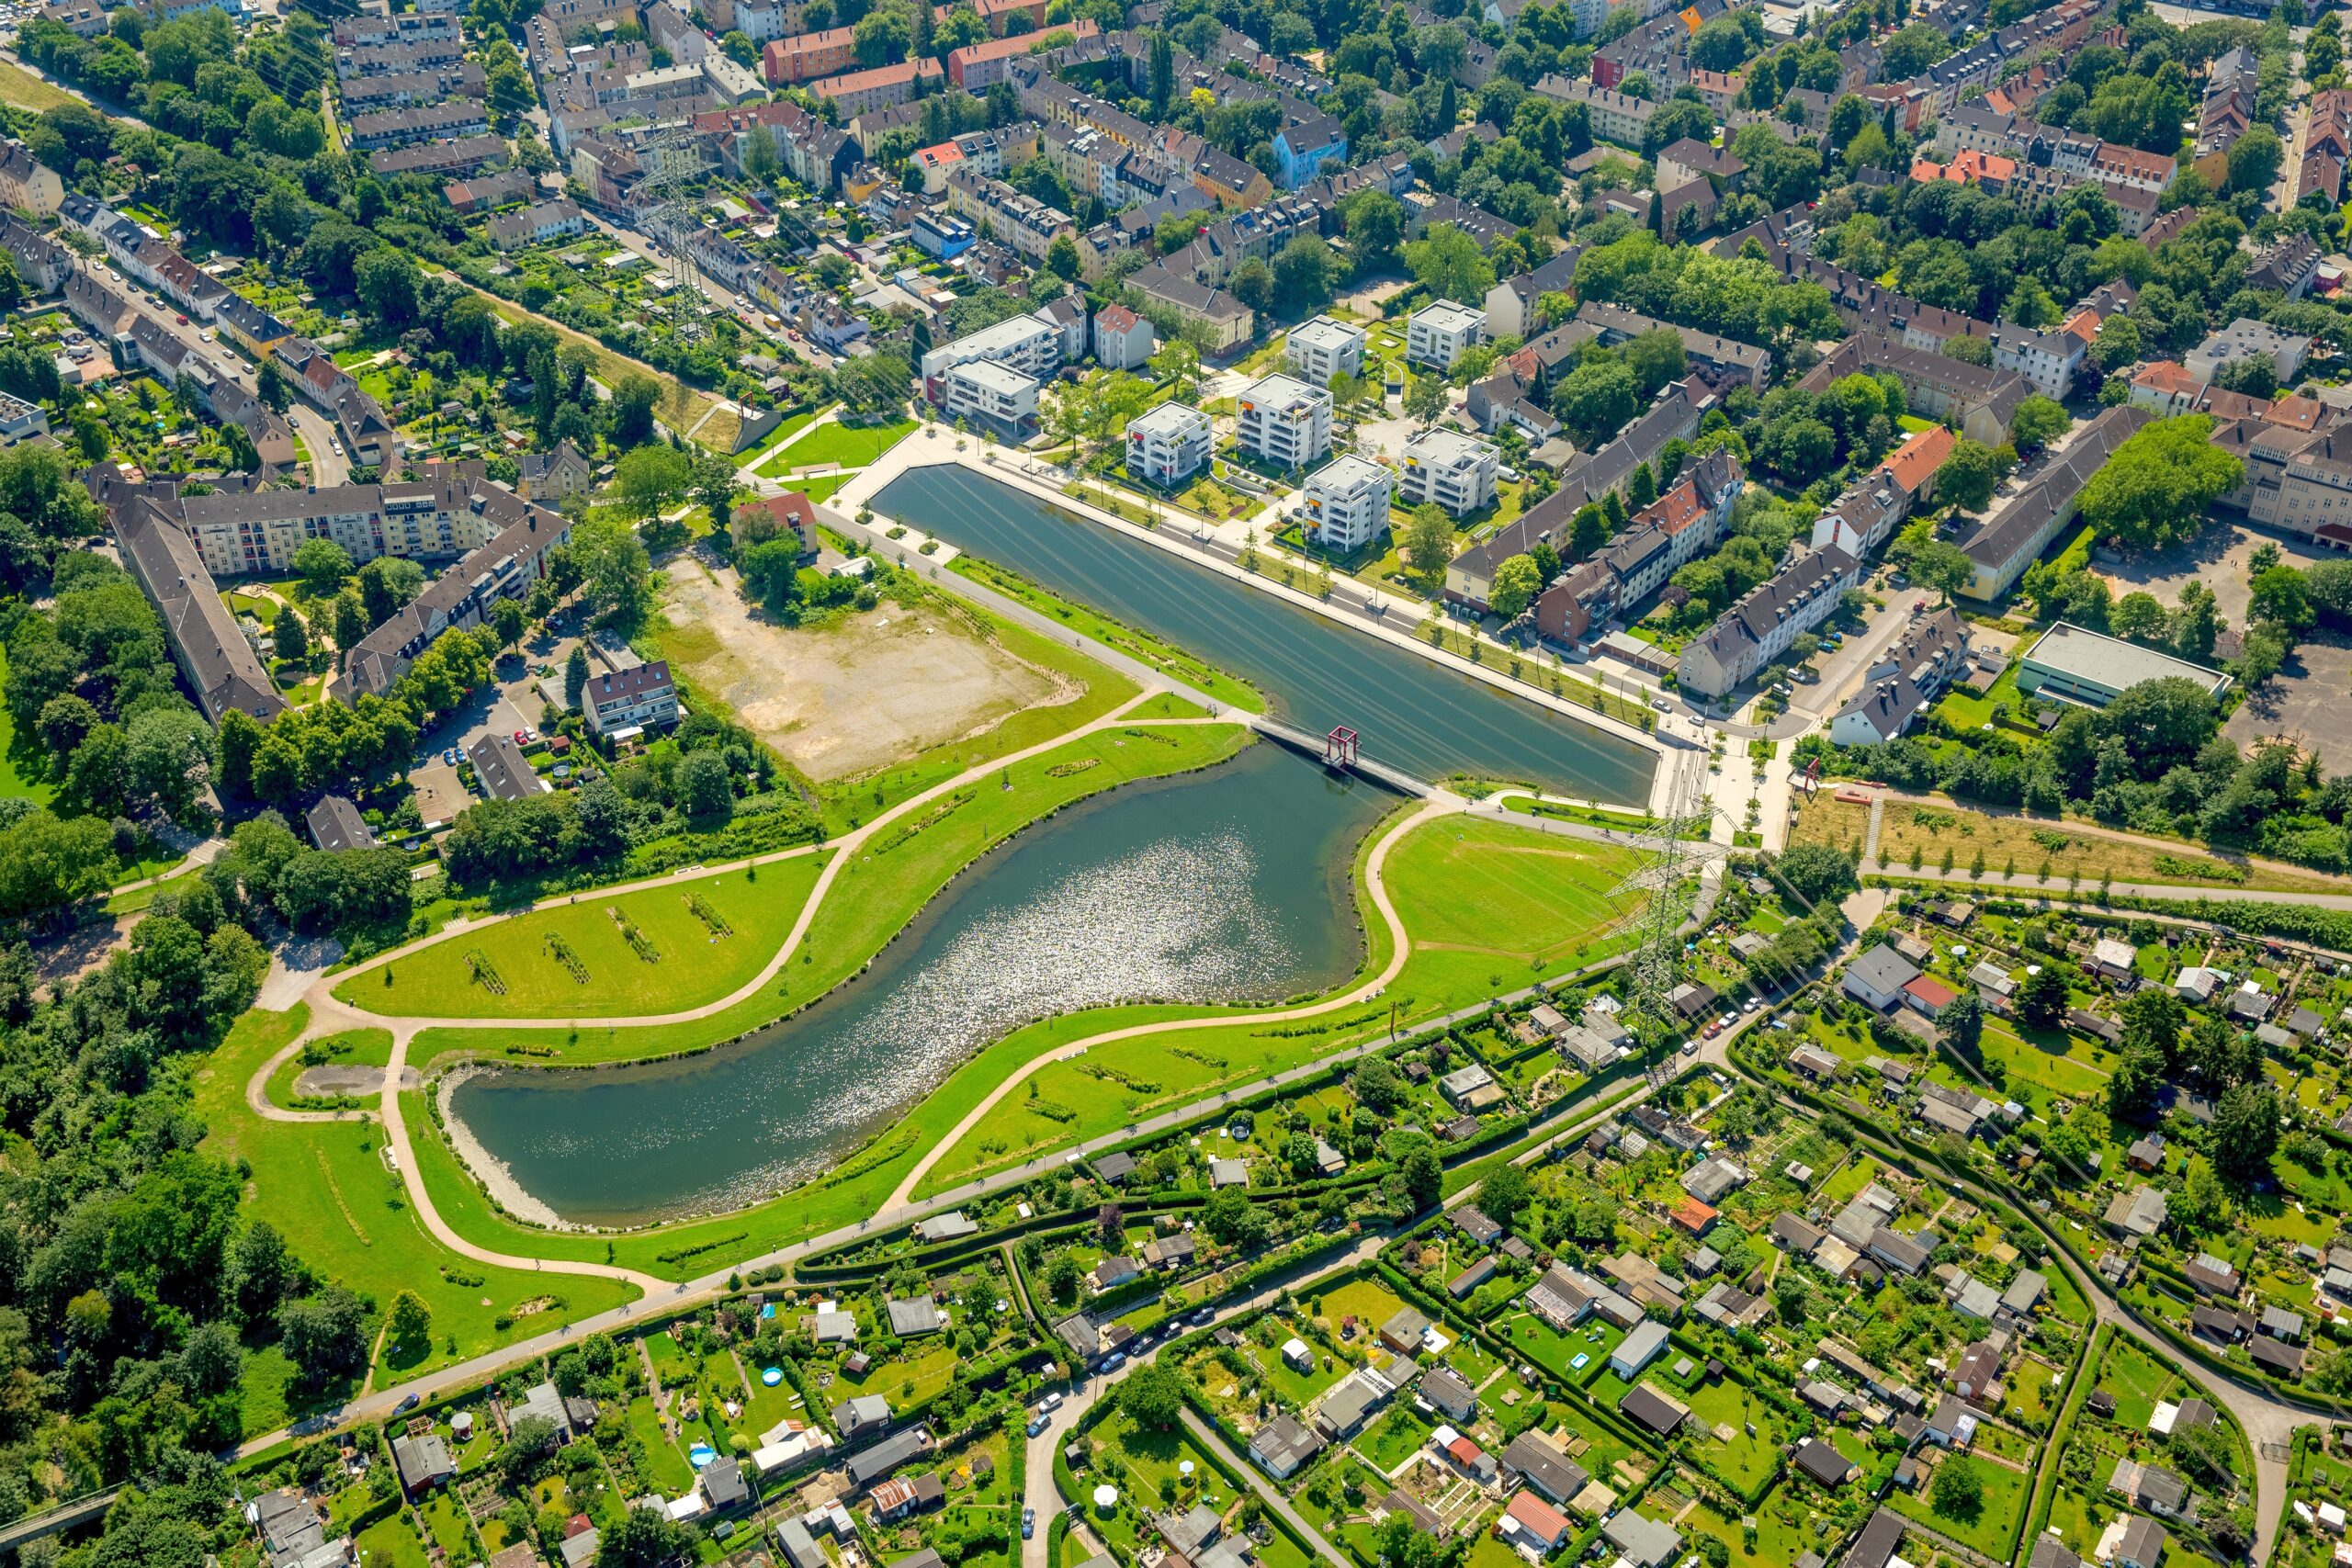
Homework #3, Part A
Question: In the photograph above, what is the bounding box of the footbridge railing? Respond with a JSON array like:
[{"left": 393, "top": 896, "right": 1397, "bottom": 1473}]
[{"left": 1250, "top": 717, "right": 1432, "bottom": 797}]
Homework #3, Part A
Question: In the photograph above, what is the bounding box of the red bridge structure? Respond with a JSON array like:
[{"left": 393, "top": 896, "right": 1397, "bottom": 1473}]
[{"left": 1325, "top": 726, "right": 1359, "bottom": 767}]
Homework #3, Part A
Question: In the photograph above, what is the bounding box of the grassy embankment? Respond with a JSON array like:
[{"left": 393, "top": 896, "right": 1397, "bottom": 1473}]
[
  {"left": 335, "top": 858, "right": 826, "bottom": 1021},
  {"left": 915, "top": 811, "right": 1654, "bottom": 1190},
  {"left": 394, "top": 803, "right": 1650, "bottom": 1280},
  {"left": 1792, "top": 795, "right": 2349, "bottom": 895},
  {"left": 197, "top": 1008, "right": 641, "bottom": 1435},
  {"left": 946, "top": 552, "right": 1264, "bottom": 715}
]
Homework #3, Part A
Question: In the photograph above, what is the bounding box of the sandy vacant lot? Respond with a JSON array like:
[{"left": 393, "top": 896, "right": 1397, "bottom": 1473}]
[{"left": 659, "top": 559, "right": 1070, "bottom": 781}]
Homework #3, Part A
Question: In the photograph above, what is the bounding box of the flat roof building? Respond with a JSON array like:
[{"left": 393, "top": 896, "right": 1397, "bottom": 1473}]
[
  {"left": 2018, "top": 622, "right": 2232, "bottom": 708},
  {"left": 1397, "top": 428, "right": 1499, "bottom": 517}
]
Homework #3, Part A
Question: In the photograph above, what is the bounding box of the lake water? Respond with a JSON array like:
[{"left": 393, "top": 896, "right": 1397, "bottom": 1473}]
[
  {"left": 449, "top": 741, "right": 1389, "bottom": 1225},
  {"left": 872, "top": 463, "right": 1657, "bottom": 806}
]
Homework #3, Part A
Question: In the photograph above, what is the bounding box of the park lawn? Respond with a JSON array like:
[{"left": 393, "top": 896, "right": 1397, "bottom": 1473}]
[
  {"left": 947, "top": 551, "right": 1264, "bottom": 714},
  {"left": 1129, "top": 693, "right": 1208, "bottom": 719},
  {"left": 796, "top": 472, "right": 855, "bottom": 503},
  {"left": 1491, "top": 795, "right": 1679, "bottom": 835},
  {"left": 741, "top": 402, "right": 833, "bottom": 465},
  {"left": 774, "top": 417, "right": 917, "bottom": 470},
  {"left": 335, "top": 857, "right": 824, "bottom": 1019},
  {"left": 1382, "top": 815, "right": 1650, "bottom": 972},
  {"left": 1888, "top": 1452, "right": 2030, "bottom": 1561},
  {"left": 354, "top": 1513, "right": 434, "bottom": 1568},
  {"left": 195, "top": 1006, "right": 642, "bottom": 1393}
]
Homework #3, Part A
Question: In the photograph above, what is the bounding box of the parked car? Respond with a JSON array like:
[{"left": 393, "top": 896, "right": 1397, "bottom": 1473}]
[
  {"left": 174, "top": 313, "right": 187, "bottom": 324},
  {"left": 1025, "top": 1416, "right": 1047, "bottom": 1438},
  {"left": 395, "top": 1393, "right": 420, "bottom": 1413},
  {"left": 1101, "top": 1351, "right": 1126, "bottom": 1372},
  {"left": 1651, "top": 697, "right": 1671, "bottom": 712},
  {"left": 1023, "top": 1511, "right": 1035, "bottom": 1540},
  {"left": 441, "top": 747, "right": 460, "bottom": 765}
]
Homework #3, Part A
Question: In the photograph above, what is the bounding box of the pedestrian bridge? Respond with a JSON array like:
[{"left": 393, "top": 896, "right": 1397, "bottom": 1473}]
[{"left": 1250, "top": 717, "right": 1434, "bottom": 797}]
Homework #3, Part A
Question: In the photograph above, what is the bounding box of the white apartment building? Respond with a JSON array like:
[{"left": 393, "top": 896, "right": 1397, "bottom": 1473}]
[
  {"left": 1126, "top": 401, "right": 1213, "bottom": 486},
  {"left": 1406, "top": 299, "right": 1488, "bottom": 371},
  {"left": 1235, "top": 374, "right": 1332, "bottom": 470},
  {"left": 941, "top": 360, "right": 1040, "bottom": 434},
  {"left": 176, "top": 479, "right": 527, "bottom": 578},
  {"left": 921, "top": 311, "right": 1062, "bottom": 399},
  {"left": 1990, "top": 324, "right": 2084, "bottom": 401},
  {"left": 1303, "top": 455, "right": 1394, "bottom": 552},
  {"left": 1397, "top": 428, "right": 1499, "bottom": 516},
  {"left": 1287, "top": 316, "right": 1366, "bottom": 384}
]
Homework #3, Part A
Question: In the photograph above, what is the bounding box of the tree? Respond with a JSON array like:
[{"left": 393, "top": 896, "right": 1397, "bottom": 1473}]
[
  {"left": 596, "top": 1507, "right": 697, "bottom": 1567},
  {"left": 1401, "top": 223, "right": 1495, "bottom": 305},
  {"left": 277, "top": 1288, "right": 368, "bottom": 1388},
  {"left": 610, "top": 373, "right": 663, "bottom": 448},
  {"left": 291, "top": 537, "right": 353, "bottom": 595},
  {"left": 2015, "top": 964, "right": 2070, "bottom": 1031},
  {"left": 2111, "top": 591, "right": 2169, "bottom": 644},
  {"left": 1400, "top": 1142, "right": 1441, "bottom": 1211},
  {"left": 353, "top": 248, "right": 421, "bottom": 330},
  {"left": 1491, "top": 555, "right": 1543, "bottom": 618},
  {"left": 570, "top": 514, "right": 652, "bottom": 627},
  {"left": 1046, "top": 231, "right": 1081, "bottom": 280},
  {"left": 677, "top": 750, "right": 732, "bottom": 818},
  {"left": 2009, "top": 396, "right": 2073, "bottom": 454},
  {"left": 1400, "top": 505, "right": 1454, "bottom": 584},
  {"left": 1935, "top": 439, "right": 2007, "bottom": 513},
  {"left": 272, "top": 606, "right": 309, "bottom": 664},
  {"left": 690, "top": 452, "right": 739, "bottom": 533},
  {"left": 2225, "top": 123, "right": 2283, "bottom": 194},
  {"left": 1404, "top": 371, "right": 1448, "bottom": 428},
  {"left": 384, "top": 1290, "right": 431, "bottom": 1354},
  {"left": 1120, "top": 1362, "right": 1186, "bottom": 1429},
  {"left": 2211, "top": 1082, "right": 2280, "bottom": 1184},
  {"left": 1931, "top": 1455, "right": 1984, "bottom": 1520},
  {"left": 2120, "top": 986, "right": 2182, "bottom": 1063},
  {"left": 1936, "top": 987, "right": 1984, "bottom": 1054},
  {"left": 491, "top": 599, "right": 527, "bottom": 651},
  {"left": 1343, "top": 190, "right": 1408, "bottom": 275},
  {"left": 1773, "top": 841, "right": 1858, "bottom": 903},
  {"left": 1148, "top": 338, "right": 1202, "bottom": 404},
  {"left": 1553, "top": 357, "right": 1638, "bottom": 446},
  {"left": 2076, "top": 416, "right": 2244, "bottom": 551},
  {"left": 1480, "top": 1163, "right": 1531, "bottom": 1224},
  {"left": 356, "top": 556, "right": 425, "bottom": 628},
  {"left": 613, "top": 443, "right": 692, "bottom": 523},
  {"left": 1913, "top": 539, "right": 1974, "bottom": 604},
  {"left": 2249, "top": 565, "right": 2314, "bottom": 629}
]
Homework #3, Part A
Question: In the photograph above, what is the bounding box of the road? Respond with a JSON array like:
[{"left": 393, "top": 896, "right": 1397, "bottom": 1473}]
[{"left": 289, "top": 407, "right": 349, "bottom": 489}]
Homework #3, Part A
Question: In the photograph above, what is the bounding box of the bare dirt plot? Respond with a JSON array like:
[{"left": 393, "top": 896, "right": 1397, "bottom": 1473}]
[{"left": 657, "top": 561, "right": 1072, "bottom": 782}]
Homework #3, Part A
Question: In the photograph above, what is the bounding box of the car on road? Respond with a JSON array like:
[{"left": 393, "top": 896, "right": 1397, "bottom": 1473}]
[
  {"left": 1680, "top": 1039, "right": 1698, "bottom": 1056},
  {"left": 174, "top": 313, "right": 187, "bottom": 324},
  {"left": 1023, "top": 1510, "right": 1035, "bottom": 1540},
  {"left": 1913, "top": 600, "right": 1928, "bottom": 613},
  {"left": 1101, "top": 1351, "right": 1126, "bottom": 1372},
  {"left": 1651, "top": 697, "right": 1671, "bottom": 712},
  {"left": 1025, "top": 1416, "right": 1048, "bottom": 1437},
  {"left": 1191, "top": 1308, "right": 1214, "bottom": 1325},
  {"left": 395, "top": 1393, "right": 420, "bottom": 1413}
]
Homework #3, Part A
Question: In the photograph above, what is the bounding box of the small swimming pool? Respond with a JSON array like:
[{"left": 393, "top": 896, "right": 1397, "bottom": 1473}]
[
  {"left": 688, "top": 1444, "right": 718, "bottom": 1469},
  {"left": 1570, "top": 1353, "right": 1589, "bottom": 1371},
  {"left": 761, "top": 1367, "right": 784, "bottom": 1386}
]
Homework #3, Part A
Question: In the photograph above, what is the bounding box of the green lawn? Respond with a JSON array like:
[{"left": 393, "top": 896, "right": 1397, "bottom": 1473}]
[
  {"left": 1888, "top": 1453, "right": 2030, "bottom": 1561},
  {"left": 197, "top": 1007, "right": 642, "bottom": 1404},
  {"left": 335, "top": 857, "right": 825, "bottom": 1019},
  {"left": 767, "top": 416, "right": 917, "bottom": 471},
  {"left": 354, "top": 1513, "right": 433, "bottom": 1568},
  {"left": 265, "top": 1027, "right": 394, "bottom": 1108}
]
